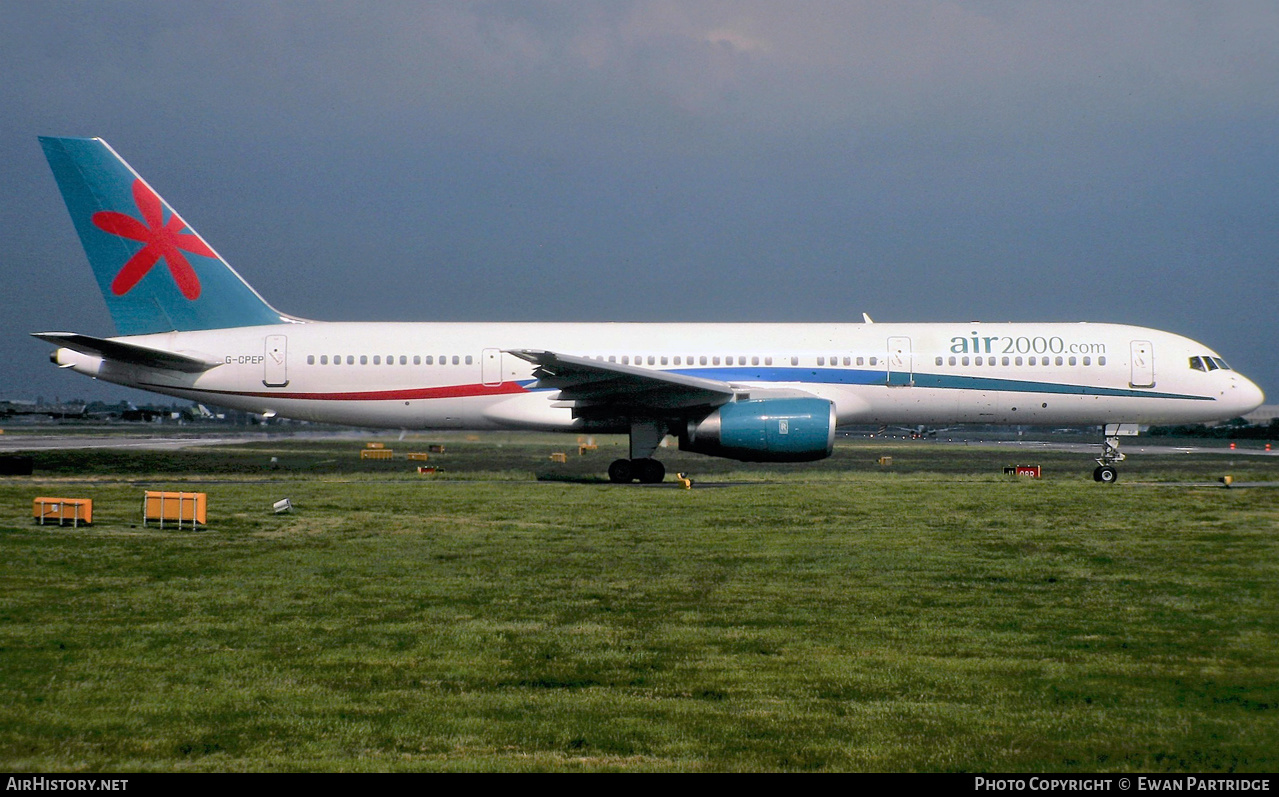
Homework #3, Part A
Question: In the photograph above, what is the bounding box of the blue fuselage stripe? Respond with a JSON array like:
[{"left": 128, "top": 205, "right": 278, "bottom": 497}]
[{"left": 664, "top": 367, "right": 1211, "bottom": 401}]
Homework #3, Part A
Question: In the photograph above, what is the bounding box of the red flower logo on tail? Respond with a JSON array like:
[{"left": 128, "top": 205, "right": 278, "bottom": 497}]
[{"left": 92, "top": 179, "right": 215, "bottom": 300}]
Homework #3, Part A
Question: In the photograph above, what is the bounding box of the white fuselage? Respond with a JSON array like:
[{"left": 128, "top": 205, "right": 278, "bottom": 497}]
[{"left": 52, "top": 321, "right": 1265, "bottom": 431}]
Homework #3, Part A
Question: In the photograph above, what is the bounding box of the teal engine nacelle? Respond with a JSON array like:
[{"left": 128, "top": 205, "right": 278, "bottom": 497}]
[{"left": 680, "top": 397, "right": 836, "bottom": 462}]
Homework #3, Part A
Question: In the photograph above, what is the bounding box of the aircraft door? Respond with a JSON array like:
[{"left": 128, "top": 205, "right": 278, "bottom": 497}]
[
  {"left": 264, "top": 334, "right": 289, "bottom": 387},
  {"left": 887, "top": 336, "right": 913, "bottom": 386},
  {"left": 481, "top": 348, "right": 502, "bottom": 387},
  {"left": 1130, "top": 340, "right": 1154, "bottom": 388}
]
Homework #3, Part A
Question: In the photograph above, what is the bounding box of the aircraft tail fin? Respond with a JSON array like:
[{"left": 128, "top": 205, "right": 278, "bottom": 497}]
[{"left": 39, "top": 136, "right": 292, "bottom": 336}]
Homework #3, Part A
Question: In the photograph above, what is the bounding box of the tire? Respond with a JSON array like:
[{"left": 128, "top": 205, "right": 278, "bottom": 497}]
[
  {"left": 1097, "top": 466, "right": 1118, "bottom": 484},
  {"left": 608, "top": 459, "right": 634, "bottom": 484},
  {"left": 635, "top": 458, "right": 666, "bottom": 484}
]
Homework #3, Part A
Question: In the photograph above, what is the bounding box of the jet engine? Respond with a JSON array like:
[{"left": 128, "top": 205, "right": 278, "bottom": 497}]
[{"left": 680, "top": 397, "right": 836, "bottom": 462}]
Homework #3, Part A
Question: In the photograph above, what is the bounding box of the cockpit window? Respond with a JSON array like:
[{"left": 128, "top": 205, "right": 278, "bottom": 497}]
[{"left": 1190, "top": 356, "right": 1233, "bottom": 372}]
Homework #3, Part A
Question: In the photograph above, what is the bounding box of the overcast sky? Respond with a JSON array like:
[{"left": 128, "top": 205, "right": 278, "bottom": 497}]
[{"left": 2, "top": 1, "right": 1276, "bottom": 405}]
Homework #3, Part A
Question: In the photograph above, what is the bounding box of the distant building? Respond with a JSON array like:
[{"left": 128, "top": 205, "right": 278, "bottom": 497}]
[{"left": 1243, "top": 405, "right": 1279, "bottom": 425}]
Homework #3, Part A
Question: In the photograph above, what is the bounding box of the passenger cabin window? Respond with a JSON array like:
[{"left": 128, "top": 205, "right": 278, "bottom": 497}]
[{"left": 790, "top": 356, "right": 799, "bottom": 366}]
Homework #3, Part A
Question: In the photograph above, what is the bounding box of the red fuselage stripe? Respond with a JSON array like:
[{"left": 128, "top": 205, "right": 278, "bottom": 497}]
[{"left": 144, "top": 381, "right": 530, "bottom": 402}]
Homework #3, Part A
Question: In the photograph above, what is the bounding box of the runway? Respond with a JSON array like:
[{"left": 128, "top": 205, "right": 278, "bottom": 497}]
[{"left": 0, "top": 431, "right": 347, "bottom": 453}]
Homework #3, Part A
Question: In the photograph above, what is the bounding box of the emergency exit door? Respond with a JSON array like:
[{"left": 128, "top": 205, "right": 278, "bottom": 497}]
[
  {"left": 482, "top": 348, "right": 502, "bottom": 387},
  {"left": 263, "top": 335, "right": 289, "bottom": 387},
  {"left": 1130, "top": 340, "right": 1154, "bottom": 388},
  {"left": 887, "top": 336, "right": 913, "bottom": 386}
]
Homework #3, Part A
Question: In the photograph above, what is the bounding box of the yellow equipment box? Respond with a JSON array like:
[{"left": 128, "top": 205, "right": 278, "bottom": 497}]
[
  {"left": 360, "top": 449, "right": 394, "bottom": 460},
  {"left": 143, "top": 491, "right": 206, "bottom": 528},
  {"left": 33, "top": 497, "right": 92, "bottom": 527},
  {"left": 406, "top": 452, "right": 430, "bottom": 461}
]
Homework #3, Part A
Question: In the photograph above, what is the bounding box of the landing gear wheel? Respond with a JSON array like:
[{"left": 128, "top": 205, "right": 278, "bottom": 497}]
[
  {"left": 608, "top": 459, "right": 633, "bottom": 484},
  {"left": 634, "top": 458, "right": 666, "bottom": 484},
  {"left": 1093, "top": 465, "right": 1118, "bottom": 484}
]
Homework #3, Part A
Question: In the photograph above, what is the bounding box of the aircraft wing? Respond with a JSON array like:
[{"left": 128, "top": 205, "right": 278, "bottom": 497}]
[
  {"left": 506, "top": 349, "right": 736, "bottom": 416},
  {"left": 32, "top": 332, "right": 223, "bottom": 373}
]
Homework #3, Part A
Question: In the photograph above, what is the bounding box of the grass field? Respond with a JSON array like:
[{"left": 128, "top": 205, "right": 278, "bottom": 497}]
[{"left": 1, "top": 433, "right": 1276, "bottom": 771}]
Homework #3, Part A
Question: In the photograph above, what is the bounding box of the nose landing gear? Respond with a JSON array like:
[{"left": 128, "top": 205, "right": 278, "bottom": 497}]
[{"left": 1093, "top": 423, "right": 1139, "bottom": 483}]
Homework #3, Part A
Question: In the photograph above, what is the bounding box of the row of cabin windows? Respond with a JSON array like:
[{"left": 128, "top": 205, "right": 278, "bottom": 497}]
[
  {"left": 306, "top": 354, "right": 473, "bottom": 366},
  {"left": 605, "top": 355, "right": 786, "bottom": 366},
  {"left": 305, "top": 353, "right": 1121, "bottom": 369},
  {"left": 935, "top": 355, "right": 1107, "bottom": 367}
]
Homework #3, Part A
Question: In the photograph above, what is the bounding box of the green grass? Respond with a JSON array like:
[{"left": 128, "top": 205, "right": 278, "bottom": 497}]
[{"left": 0, "top": 434, "right": 1276, "bottom": 771}]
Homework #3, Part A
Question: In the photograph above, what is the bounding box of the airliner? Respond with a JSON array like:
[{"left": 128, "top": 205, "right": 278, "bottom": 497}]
[{"left": 33, "top": 137, "right": 1265, "bottom": 483}]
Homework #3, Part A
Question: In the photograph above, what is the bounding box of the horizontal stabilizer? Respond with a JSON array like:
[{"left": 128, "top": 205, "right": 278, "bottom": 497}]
[{"left": 32, "top": 332, "right": 223, "bottom": 373}]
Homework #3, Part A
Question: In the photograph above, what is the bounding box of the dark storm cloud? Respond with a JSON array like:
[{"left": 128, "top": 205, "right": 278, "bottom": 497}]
[{"left": 2, "top": 1, "right": 1276, "bottom": 401}]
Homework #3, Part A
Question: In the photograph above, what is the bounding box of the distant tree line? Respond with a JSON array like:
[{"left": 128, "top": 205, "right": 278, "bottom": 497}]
[{"left": 1147, "top": 418, "right": 1279, "bottom": 440}]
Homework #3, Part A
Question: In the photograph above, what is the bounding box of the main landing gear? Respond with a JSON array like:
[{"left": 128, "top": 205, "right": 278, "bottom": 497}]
[
  {"left": 608, "top": 457, "right": 666, "bottom": 484},
  {"left": 608, "top": 419, "right": 669, "bottom": 484},
  {"left": 1093, "top": 423, "right": 1139, "bottom": 483}
]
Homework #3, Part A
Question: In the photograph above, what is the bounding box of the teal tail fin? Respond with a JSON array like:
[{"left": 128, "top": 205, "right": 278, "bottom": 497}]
[{"left": 40, "top": 136, "right": 289, "bottom": 336}]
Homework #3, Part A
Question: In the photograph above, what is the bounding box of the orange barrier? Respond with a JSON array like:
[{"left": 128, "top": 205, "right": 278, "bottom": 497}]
[
  {"left": 33, "top": 497, "right": 92, "bottom": 527},
  {"left": 143, "top": 491, "right": 206, "bottom": 529}
]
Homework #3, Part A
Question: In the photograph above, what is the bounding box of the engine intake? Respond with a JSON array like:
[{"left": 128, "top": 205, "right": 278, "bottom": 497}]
[{"left": 680, "top": 397, "right": 836, "bottom": 462}]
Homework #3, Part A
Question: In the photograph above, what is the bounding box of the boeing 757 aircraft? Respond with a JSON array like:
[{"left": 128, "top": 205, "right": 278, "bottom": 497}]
[{"left": 34, "top": 137, "right": 1265, "bottom": 483}]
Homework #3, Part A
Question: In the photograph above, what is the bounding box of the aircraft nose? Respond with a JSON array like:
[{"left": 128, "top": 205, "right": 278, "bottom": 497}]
[{"left": 1230, "top": 374, "right": 1266, "bottom": 417}]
